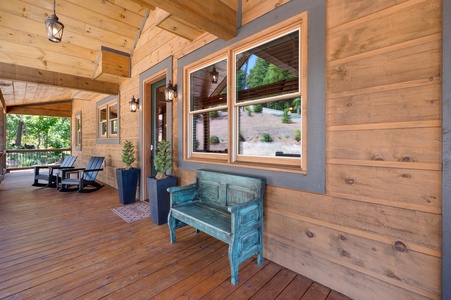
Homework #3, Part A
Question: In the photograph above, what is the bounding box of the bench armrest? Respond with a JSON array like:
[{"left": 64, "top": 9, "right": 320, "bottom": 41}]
[
  {"left": 168, "top": 183, "right": 198, "bottom": 207},
  {"left": 50, "top": 165, "right": 74, "bottom": 170},
  {"left": 227, "top": 197, "right": 262, "bottom": 213},
  {"left": 228, "top": 197, "right": 263, "bottom": 232},
  {"left": 82, "top": 168, "right": 103, "bottom": 173}
]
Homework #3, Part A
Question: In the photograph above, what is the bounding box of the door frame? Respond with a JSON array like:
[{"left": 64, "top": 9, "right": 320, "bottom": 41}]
[{"left": 138, "top": 56, "right": 174, "bottom": 200}]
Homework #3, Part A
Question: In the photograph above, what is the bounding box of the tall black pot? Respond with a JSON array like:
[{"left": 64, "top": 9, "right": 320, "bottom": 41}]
[
  {"left": 116, "top": 168, "right": 140, "bottom": 204},
  {"left": 146, "top": 175, "right": 177, "bottom": 225}
]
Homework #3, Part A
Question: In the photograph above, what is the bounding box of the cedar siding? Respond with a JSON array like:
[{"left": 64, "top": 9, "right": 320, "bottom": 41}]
[{"left": 68, "top": 0, "right": 443, "bottom": 299}]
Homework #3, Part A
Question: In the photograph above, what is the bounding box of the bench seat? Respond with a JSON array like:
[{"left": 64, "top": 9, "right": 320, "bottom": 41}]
[{"left": 170, "top": 201, "right": 231, "bottom": 243}]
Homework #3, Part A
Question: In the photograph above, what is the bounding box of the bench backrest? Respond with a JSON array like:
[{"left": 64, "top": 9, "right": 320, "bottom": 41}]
[
  {"left": 61, "top": 155, "right": 77, "bottom": 168},
  {"left": 84, "top": 156, "right": 104, "bottom": 181},
  {"left": 196, "top": 169, "right": 266, "bottom": 206}
]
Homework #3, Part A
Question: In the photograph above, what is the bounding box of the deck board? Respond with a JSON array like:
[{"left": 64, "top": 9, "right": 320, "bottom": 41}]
[{"left": 0, "top": 170, "right": 351, "bottom": 300}]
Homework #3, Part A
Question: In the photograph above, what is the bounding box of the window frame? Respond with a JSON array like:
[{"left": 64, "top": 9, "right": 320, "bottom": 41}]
[
  {"left": 186, "top": 56, "right": 229, "bottom": 161},
  {"left": 177, "top": 0, "right": 326, "bottom": 194},
  {"left": 184, "top": 15, "right": 307, "bottom": 173},
  {"left": 74, "top": 111, "right": 82, "bottom": 151},
  {"left": 96, "top": 95, "right": 120, "bottom": 144}
]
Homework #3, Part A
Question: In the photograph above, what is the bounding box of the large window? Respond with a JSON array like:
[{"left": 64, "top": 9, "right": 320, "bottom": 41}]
[
  {"left": 185, "top": 20, "right": 307, "bottom": 171},
  {"left": 96, "top": 95, "right": 119, "bottom": 144}
]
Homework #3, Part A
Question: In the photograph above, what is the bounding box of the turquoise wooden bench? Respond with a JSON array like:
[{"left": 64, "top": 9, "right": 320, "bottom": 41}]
[{"left": 167, "top": 169, "right": 266, "bottom": 285}]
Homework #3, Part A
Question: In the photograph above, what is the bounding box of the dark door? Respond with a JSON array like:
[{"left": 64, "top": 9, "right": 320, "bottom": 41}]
[{"left": 150, "top": 78, "right": 167, "bottom": 177}]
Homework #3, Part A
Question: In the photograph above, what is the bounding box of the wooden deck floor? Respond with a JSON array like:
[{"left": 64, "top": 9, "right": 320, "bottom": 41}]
[{"left": 0, "top": 171, "right": 350, "bottom": 300}]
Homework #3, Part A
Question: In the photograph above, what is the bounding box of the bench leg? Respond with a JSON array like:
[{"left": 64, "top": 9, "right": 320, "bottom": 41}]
[
  {"left": 257, "top": 230, "right": 264, "bottom": 266},
  {"left": 168, "top": 211, "right": 176, "bottom": 243},
  {"left": 228, "top": 244, "right": 239, "bottom": 285}
]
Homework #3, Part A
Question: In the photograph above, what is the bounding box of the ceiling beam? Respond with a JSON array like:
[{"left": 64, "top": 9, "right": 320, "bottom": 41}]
[
  {"left": 132, "top": 0, "right": 236, "bottom": 41},
  {"left": 6, "top": 100, "right": 72, "bottom": 118},
  {"left": 0, "top": 63, "right": 119, "bottom": 95}
]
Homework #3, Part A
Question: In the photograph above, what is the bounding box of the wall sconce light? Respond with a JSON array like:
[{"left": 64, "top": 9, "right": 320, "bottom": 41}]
[
  {"left": 129, "top": 95, "right": 139, "bottom": 112},
  {"left": 45, "top": 0, "right": 64, "bottom": 43},
  {"left": 165, "top": 81, "right": 177, "bottom": 102},
  {"left": 210, "top": 66, "right": 219, "bottom": 84}
]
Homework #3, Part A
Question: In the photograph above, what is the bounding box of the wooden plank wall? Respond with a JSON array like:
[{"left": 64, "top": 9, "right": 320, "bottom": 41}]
[{"left": 70, "top": 0, "right": 442, "bottom": 298}]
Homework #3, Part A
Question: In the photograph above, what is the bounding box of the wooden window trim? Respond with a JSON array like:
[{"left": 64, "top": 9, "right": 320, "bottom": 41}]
[{"left": 184, "top": 14, "right": 306, "bottom": 173}]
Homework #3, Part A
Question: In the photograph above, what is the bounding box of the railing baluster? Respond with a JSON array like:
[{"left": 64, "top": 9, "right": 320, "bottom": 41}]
[{"left": 5, "top": 148, "right": 72, "bottom": 171}]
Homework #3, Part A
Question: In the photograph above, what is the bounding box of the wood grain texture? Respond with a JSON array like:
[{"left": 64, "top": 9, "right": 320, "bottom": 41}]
[
  {"left": 0, "top": 171, "right": 352, "bottom": 300},
  {"left": 66, "top": 0, "right": 443, "bottom": 299}
]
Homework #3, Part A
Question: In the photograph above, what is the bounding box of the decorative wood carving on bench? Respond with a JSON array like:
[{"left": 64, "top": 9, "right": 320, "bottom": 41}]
[{"left": 167, "top": 169, "right": 266, "bottom": 285}]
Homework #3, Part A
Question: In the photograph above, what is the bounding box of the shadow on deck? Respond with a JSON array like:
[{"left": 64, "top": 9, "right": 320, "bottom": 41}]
[{"left": 0, "top": 171, "right": 350, "bottom": 299}]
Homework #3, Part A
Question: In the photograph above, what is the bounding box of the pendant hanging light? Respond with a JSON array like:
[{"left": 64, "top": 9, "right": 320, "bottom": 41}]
[{"left": 45, "top": 0, "right": 64, "bottom": 43}]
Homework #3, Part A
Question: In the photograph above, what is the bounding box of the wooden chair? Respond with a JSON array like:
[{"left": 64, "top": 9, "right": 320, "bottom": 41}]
[
  {"left": 57, "top": 156, "right": 105, "bottom": 193},
  {"left": 32, "top": 155, "right": 77, "bottom": 187}
]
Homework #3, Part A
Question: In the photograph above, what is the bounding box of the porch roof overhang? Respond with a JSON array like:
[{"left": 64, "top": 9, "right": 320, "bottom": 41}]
[{"left": 0, "top": 0, "right": 237, "bottom": 116}]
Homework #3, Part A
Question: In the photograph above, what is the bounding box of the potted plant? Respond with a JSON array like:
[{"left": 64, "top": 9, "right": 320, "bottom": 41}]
[
  {"left": 146, "top": 140, "right": 177, "bottom": 225},
  {"left": 116, "top": 140, "right": 140, "bottom": 204}
]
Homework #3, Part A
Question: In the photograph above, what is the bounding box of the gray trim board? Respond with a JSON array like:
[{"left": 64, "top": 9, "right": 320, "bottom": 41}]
[
  {"left": 442, "top": 0, "right": 451, "bottom": 298},
  {"left": 176, "top": 0, "right": 326, "bottom": 194},
  {"left": 138, "top": 56, "right": 173, "bottom": 200}
]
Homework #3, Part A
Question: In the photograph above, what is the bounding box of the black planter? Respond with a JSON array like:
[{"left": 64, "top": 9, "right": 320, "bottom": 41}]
[
  {"left": 146, "top": 175, "right": 177, "bottom": 225},
  {"left": 116, "top": 168, "right": 140, "bottom": 204}
]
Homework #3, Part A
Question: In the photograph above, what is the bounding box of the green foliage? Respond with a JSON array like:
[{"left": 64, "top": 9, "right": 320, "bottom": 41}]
[
  {"left": 261, "top": 133, "right": 272, "bottom": 142},
  {"left": 295, "top": 129, "right": 301, "bottom": 142},
  {"left": 293, "top": 97, "right": 301, "bottom": 113},
  {"left": 121, "top": 140, "right": 136, "bottom": 169},
  {"left": 154, "top": 140, "right": 172, "bottom": 179},
  {"left": 253, "top": 104, "right": 263, "bottom": 113},
  {"left": 244, "top": 106, "right": 252, "bottom": 116},
  {"left": 246, "top": 58, "right": 270, "bottom": 88},
  {"left": 236, "top": 69, "right": 246, "bottom": 92},
  {"left": 281, "top": 108, "right": 291, "bottom": 124},
  {"left": 6, "top": 114, "right": 70, "bottom": 149},
  {"left": 210, "top": 135, "right": 220, "bottom": 144},
  {"left": 209, "top": 111, "right": 219, "bottom": 119}
]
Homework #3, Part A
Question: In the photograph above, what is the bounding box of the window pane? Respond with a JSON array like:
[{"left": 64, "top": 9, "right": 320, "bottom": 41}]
[
  {"left": 100, "top": 122, "right": 107, "bottom": 137},
  {"left": 110, "top": 119, "right": 118, "bottom": 135},
  {"left": 190, "top": 59, "right": 228, "bottom": 111},
  {"left": 99, "top": 108, "right": 107, "bottom": 122},
  {"left": 109, "top": 104, "right": 118, "bottom": 119},
  {"left": 192, "top": 111, "right": 228, "bottom": 153},
  {"left": 236, "top": 30, "right": 299, "bottom": 103},
  {"left": 238, "top": 98, "right": 301, "bottom": 157},
  {"left": 76, "top": 117, "right": 81, "bottom": 146}
]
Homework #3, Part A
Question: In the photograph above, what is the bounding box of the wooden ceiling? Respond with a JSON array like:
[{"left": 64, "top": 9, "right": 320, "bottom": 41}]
[{"left": 0, "top": 0, "right": 237, "bottom": 116}]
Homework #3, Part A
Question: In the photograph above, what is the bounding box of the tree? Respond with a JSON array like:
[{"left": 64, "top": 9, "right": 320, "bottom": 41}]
[
  {"left": 246, "top": 57, "right": 269, "bottom": 89},
  {"left": 6, "top": 114, "right": 70, "bottom": 149}
]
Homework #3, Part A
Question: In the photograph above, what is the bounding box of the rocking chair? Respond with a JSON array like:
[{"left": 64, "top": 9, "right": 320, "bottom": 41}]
[
  {"left": 32, "top": 155, "right": 77, "bottom": 187},
  {"left": 57, "top": 156, "right": 105, "bottom": 193}
]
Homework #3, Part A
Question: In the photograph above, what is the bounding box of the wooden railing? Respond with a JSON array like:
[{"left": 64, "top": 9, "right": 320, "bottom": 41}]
[
  {"left": 6, "top": 148, "right": 71, "bottom": 171},
  {"left": 0, "top": 150, "right": 5, "bottom": 183}
]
